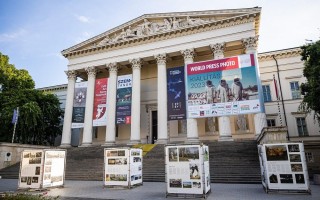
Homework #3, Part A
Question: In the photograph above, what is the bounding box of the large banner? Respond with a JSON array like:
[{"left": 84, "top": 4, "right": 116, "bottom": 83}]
[
  {"left": 93, "top": 78, "right": 108, "bottom": 126},
  {"left": 259, "top": 143, "right": 310, "bottom": 192},
  {"left": 116, "top": 75, "right": 132, "bottom": 124},
  {"left": 167, "top": 66, "right": 186, "bottom": 121},
  {"left": 72, "top": 81, "right": 87, "bottom": 128},
  {"left": 186, "top": 54, "right": 262, "bottom": 118}
]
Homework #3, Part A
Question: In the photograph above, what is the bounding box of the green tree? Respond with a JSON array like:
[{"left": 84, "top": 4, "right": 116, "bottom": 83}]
[
  {"left": 300, "top": 40, "right": 320, "bottom": 122},
  {"left": 0, "top": 52, "right": 63, "bottom": 145}
]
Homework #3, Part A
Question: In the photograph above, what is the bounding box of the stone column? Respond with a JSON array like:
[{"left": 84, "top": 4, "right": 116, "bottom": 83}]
[
  {"left": 210, "top": 42, "right": 233, "bottom": 141},
  {"left": 61, "top": 70, "right": 77, "bottom": 147},
  {"left": 130, "top": 58, "right": 142, "bottom": 144},
  {"left": 242, "top": 36, "right": 267, "bottom": 137},
  {"left": 105, "top": 63, "right": 118, "bottom": 145},
  {"left": 181, "top": 48, "right": 199, "bottom": 143},
  {"left": 155, "top": 53, "right": 168, "bottom": 144},
  {"left": 81, "top": 66, "right": 97, "bottom": 146}
]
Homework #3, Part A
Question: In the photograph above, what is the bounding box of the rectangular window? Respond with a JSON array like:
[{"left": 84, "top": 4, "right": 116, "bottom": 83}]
[
  {"left": 267, "top": 119, "right": 276, "bottom": 127},
  {"left": 290, "top": 81, "right": 301, "bottom": 99},
  {"left": 305, "top": 152, "right": 314, "bottom": 163},
  {"left": 262, "top": 85, "right": 272, "bottom": 102},
  {"left": 296, "top": 117, "right": 308, "bottom": 136}
]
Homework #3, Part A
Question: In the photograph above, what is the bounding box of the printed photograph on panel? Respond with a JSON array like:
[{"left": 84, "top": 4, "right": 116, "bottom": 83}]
[
  {"left": 203, "top": 146, "right": 209, "bottom": 161},
  {"left": 35, "top": 167, "right": 40, "bottom": 175},
  {"left": 108, "top": 159, "right": 116, "bottom": 165},
  {"left": 45, "top": 166, "right": 51, "bottom": 173},
  {"left": 193, "top": 181, "right": 201, "bottom": 188},
  {"left": 291, "top": 164, "right": 303, "bottom": 172},
  {"left": 295, "top": 174, "right": 305, "bottom": 184},
  {"left": 190, "top": 163, "right": 201, "bottom": 179},
  {"left": 280, "top": 174, "right": 293, "bottom": 183},
  {"left": 32, "top": 177, "right": 38, "bottom": 183},
  {"left": 44, "top": 174, "right": 51, "bottom": 181},
  {"left": 45, "top": 159, "right": 52, "bottom": 165},
  {"left": 265, "top": 145, "right": 288, "bottom": 161},
  {"left": 106, "top": 174, "right": 110, "bottom": 181},
  {"left": 168, "top": 147, "right": 178, "bottom": 162},
  {"left": 27, "top": 177, "right": 32, "bottom": 185},
  {"left": 115, "top": 158, "right": 127, "bottom": 165},
  {"left": 183, "top": 182, "right": 192, "bottom": 188},
  {"left": 178, "top": 147, "right": 199, "bottom": 161},
  {"left": 36, "top": 152, "right": 42, "bottom": 158},
  {"left": 118, "top": 150, "right": 125, "bottom": 156},
  {"left": 169, "top": 179, "right": 182, "bottom": 188},
  {"left": 51, "top": 176, "right": 63, "bottom": 182},
  {"left": 289, "top": 154, "right": 301, "bottom": 162},
  {"left": 133, "top": 157, "right": 141, "bottom": 163},
  {"left": 131, "top": 150, "right": 140, "bottom": 156},
  {"left": 269, "top": 174, "right": 278, "bottom": 183},
  {"left": 107, "top": 150, "right": 118, "bottom": 157},
  {"left": 23, "top": 153, "right": 30, "bottom": 158},
  {"left": 288, "top": 144, "right": 300, "bottom": 152},
  {"left": 21, "top": 177, "right": 27, "bottom": 183}
]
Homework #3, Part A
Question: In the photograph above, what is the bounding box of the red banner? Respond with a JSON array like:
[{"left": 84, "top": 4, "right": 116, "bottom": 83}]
[{"left": 93, "top": 78, "right": 108, "bottom": 126}]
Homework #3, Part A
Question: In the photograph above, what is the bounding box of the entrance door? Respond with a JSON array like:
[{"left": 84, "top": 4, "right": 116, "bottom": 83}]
[{"left": 151, "top": 111, "right": 158, "bottom": 144}]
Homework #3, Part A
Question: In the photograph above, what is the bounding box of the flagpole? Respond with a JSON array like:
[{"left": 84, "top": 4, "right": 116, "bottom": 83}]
[{"left": 12, "top": 107, "right": 19, "bottom": 143}]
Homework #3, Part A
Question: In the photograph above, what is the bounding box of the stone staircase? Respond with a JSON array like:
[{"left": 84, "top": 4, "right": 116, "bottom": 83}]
[{"left": 0, "top": 141, "right": 261, "bottom": 183}]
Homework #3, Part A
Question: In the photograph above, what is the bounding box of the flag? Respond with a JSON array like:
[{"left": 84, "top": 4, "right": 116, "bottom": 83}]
[{"left": 12, "top": 109, "right": 18, "bottom": 124}]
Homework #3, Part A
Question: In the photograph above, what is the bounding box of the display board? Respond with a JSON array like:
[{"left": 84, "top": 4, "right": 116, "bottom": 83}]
[
  {"left": 258, "top": 143, "right": 310, "bottom": 193},
  {"left": 165, "top": 145, "right": 210, "bottom": 197},
  {"left": 186, "top": 53, "right": 262, "bottom": 118},
  {"left": 104, "top": 148, "right": 142, "bottom": 188},
  {"left": 18, "top": 149, "right": 66, "bottom": 189}
]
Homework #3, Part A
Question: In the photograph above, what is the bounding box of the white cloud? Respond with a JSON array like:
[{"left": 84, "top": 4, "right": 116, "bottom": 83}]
[
  {"left": 0, "top": 29, "right": 27, "bottom": 42},
  {"left": 75, "top": 15, "right": 91, "bottom": 23}
]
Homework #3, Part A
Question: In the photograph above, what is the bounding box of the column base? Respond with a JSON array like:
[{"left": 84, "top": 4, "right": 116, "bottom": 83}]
[
  {"left": 102, "top": 141, "right": 116, "bottom": 146},
  {"left": 59, "top": 144, "right": 72, "bottom": 148},
  {"left": 128, "top": 140, "right": 141, "bottom": 145},
  {"left": 79, "top": 143, "right": 92, "bottom": 147},
  {"left": 156, "top": 138, "right": 168, "bottom": 144},
  {"left": 218, "top": 136, "right": 234, "bottom": 141},
  {"left": 186, "top": 137, "right": 200, "bottom": 144}
]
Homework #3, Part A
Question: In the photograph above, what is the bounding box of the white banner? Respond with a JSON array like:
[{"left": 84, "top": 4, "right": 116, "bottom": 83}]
[{"left": 42, "top": 150, "right": 66, "bottom": 188}]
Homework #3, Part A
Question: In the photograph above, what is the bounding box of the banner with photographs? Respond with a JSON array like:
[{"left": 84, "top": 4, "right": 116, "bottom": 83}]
[
  {"left": 259, "top": 143, "right": 310, "bottom": 192},
  {"left": 93, "top": 78, "right": 108, "bottom": 126},
  {"left": 167, "top": 66, "right": 186, "bottom": 121},
  {"left": 165, "top": 145, "right": 210, "bottom": 196},
  {"left": 129, "top": 149, "right": 143, "bottom": 185},
  {"left": 19, "top": 150, "right": 43, "bottom": 189},
  {"left": 104, "top": 148, "right": 130, "bottom": 186},
  {"left": 72, "top": 81, "right": 88, "bottom": 128},
  {"left": 186, "top": 54, "right": 262, "bottom": 118},
  {"left": 116, "top": 75, "right": 132, "bottom": 124},
  {"left": 42, "top": 150, "right": 66, "bottom": 188}
]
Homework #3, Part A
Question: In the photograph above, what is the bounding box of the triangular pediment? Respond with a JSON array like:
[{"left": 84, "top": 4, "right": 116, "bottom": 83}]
[{"left": 62, "top": 7, "right": 261, "bottom": 57}]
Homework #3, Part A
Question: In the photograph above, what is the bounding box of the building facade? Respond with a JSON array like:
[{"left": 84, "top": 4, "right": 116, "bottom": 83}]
[{"left": 55, "top": 8, "right": 319, "bottom": 147}]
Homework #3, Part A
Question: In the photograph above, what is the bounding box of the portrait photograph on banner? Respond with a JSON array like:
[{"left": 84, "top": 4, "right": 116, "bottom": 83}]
[
  {"left": 116, "top": 75, "right": 132, "bottom": 124},
  {"left": 186, "top": 53, "right": 262, "bottom": 118},
  {"left": 72, "top": 81, "right": 87, "bottom": 128},
  {"left": 93, "top": 78, "right": 108, "bottom": 126}
]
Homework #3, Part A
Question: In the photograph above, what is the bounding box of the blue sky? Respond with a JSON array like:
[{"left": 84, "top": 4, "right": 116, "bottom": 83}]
[{"left": 0, "top": 0, "right": 319, "bottom": 88}]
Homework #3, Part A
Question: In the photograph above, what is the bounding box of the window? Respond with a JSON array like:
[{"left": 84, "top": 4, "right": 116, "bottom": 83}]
[
  {"left": 262, "top": 85, "right": 272, "bottom": 102},
  {"left": 290, "top": 81, "right": 301, "bottom": 99},
  {"left": 267, "top": 119, "right": 276, "bottom": 127},
  {"left": 296, "top": 117, "right": 308, "bottom": 136},
  {"left": 305, "top": 152, "right": 314, "bottom": 163}
]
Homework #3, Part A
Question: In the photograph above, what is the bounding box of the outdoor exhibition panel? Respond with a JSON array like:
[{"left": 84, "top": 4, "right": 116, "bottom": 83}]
[
  {"left": 18, "top": 149, "right": 66, "bottom": 189},
  {"left": 258, "top": 143, "right": 310, "bottom": 193},
  {"left": 165, "top": 144, "right": 210, "bottom": 198},
  {"left": 104, "top": 148, "right": 142, "bottom": 188}
]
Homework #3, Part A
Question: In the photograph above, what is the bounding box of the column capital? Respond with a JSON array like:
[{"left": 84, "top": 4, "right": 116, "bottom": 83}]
[
  {"left": 130, "top": 58, "right": 142, "bottom": 70},
  {"left": 242, "top": 36, "right": 259, "bottom": 52},
  {"left": 180, "top": 48, "right": 195, "bottom": 60},
  {"left": 154, "top": 53, "right": 167, "bottom": 65},
  {"left": 65, "top": 70, "right": 77, "bottom": 80},
  {"left": 106, "top": 63, "right": 119, "bottom": 73},
  {"left": 85, "top": 66, "right": 97, "bottom": 78},
  {"left": 210, "top": 42, "right": 225, "bottom": 56}
]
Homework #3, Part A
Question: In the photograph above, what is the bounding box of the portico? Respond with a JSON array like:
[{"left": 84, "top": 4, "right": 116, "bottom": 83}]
[{"left": 60, "top": 7, "right": 265, "bottom": 147}]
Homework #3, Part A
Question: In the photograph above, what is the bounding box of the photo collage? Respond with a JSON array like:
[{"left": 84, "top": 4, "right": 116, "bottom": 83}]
[
  {"left": 19, "top": 151, "right": 43, "bottom": 187},
  {"left": 105, "top": 149, "right": 129, "bottom": 185},
  {"left": 43, "top": 151, "right": 65, "bottom": 187},
  {"left": 265, "top": 144, "right": 306, "bottom": 185}
]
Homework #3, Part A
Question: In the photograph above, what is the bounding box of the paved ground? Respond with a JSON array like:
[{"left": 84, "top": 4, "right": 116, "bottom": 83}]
[{"left": 0, "top": 179, "right": 319, "bottom": 200}]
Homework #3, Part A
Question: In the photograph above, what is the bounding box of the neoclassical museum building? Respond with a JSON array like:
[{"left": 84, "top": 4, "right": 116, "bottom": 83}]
[{"left": 58, "top": 7, "right": 320, "bottom": 147}]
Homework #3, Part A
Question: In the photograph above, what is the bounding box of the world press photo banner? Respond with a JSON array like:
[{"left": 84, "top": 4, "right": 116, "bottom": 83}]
[
  {"left": 167, "top": 66, "right": 186, "bottom": 121},
  {"left": 116, "top": 75, "right": 132, "bottom": 124},
  {"left": 72, "top": 81, "right": 87, "bottom": 128},
  {"left": 186, "top": 53, "right": 262, "bottom": 118},
  {"left": 93, "top": 78, "right": 108, "bottom": 127}
]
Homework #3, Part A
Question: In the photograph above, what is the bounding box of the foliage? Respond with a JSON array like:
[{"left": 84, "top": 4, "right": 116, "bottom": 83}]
[
  {"left": 0, "top": 52, "right": 63, "bottom": 145},
  {"left": 299, "top": 40, "right": 320, "bottom": 122},
  {"left": 2, "top": 193, "right": 59, "bottom": 200}
]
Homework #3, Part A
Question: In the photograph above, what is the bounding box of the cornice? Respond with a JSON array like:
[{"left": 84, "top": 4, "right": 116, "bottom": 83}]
[
  {"left": 62, "top": 8, "right": 261, "bottom": 58},
  {"left": 258, "top": 47, "right": 302, "bottom": 61}
]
